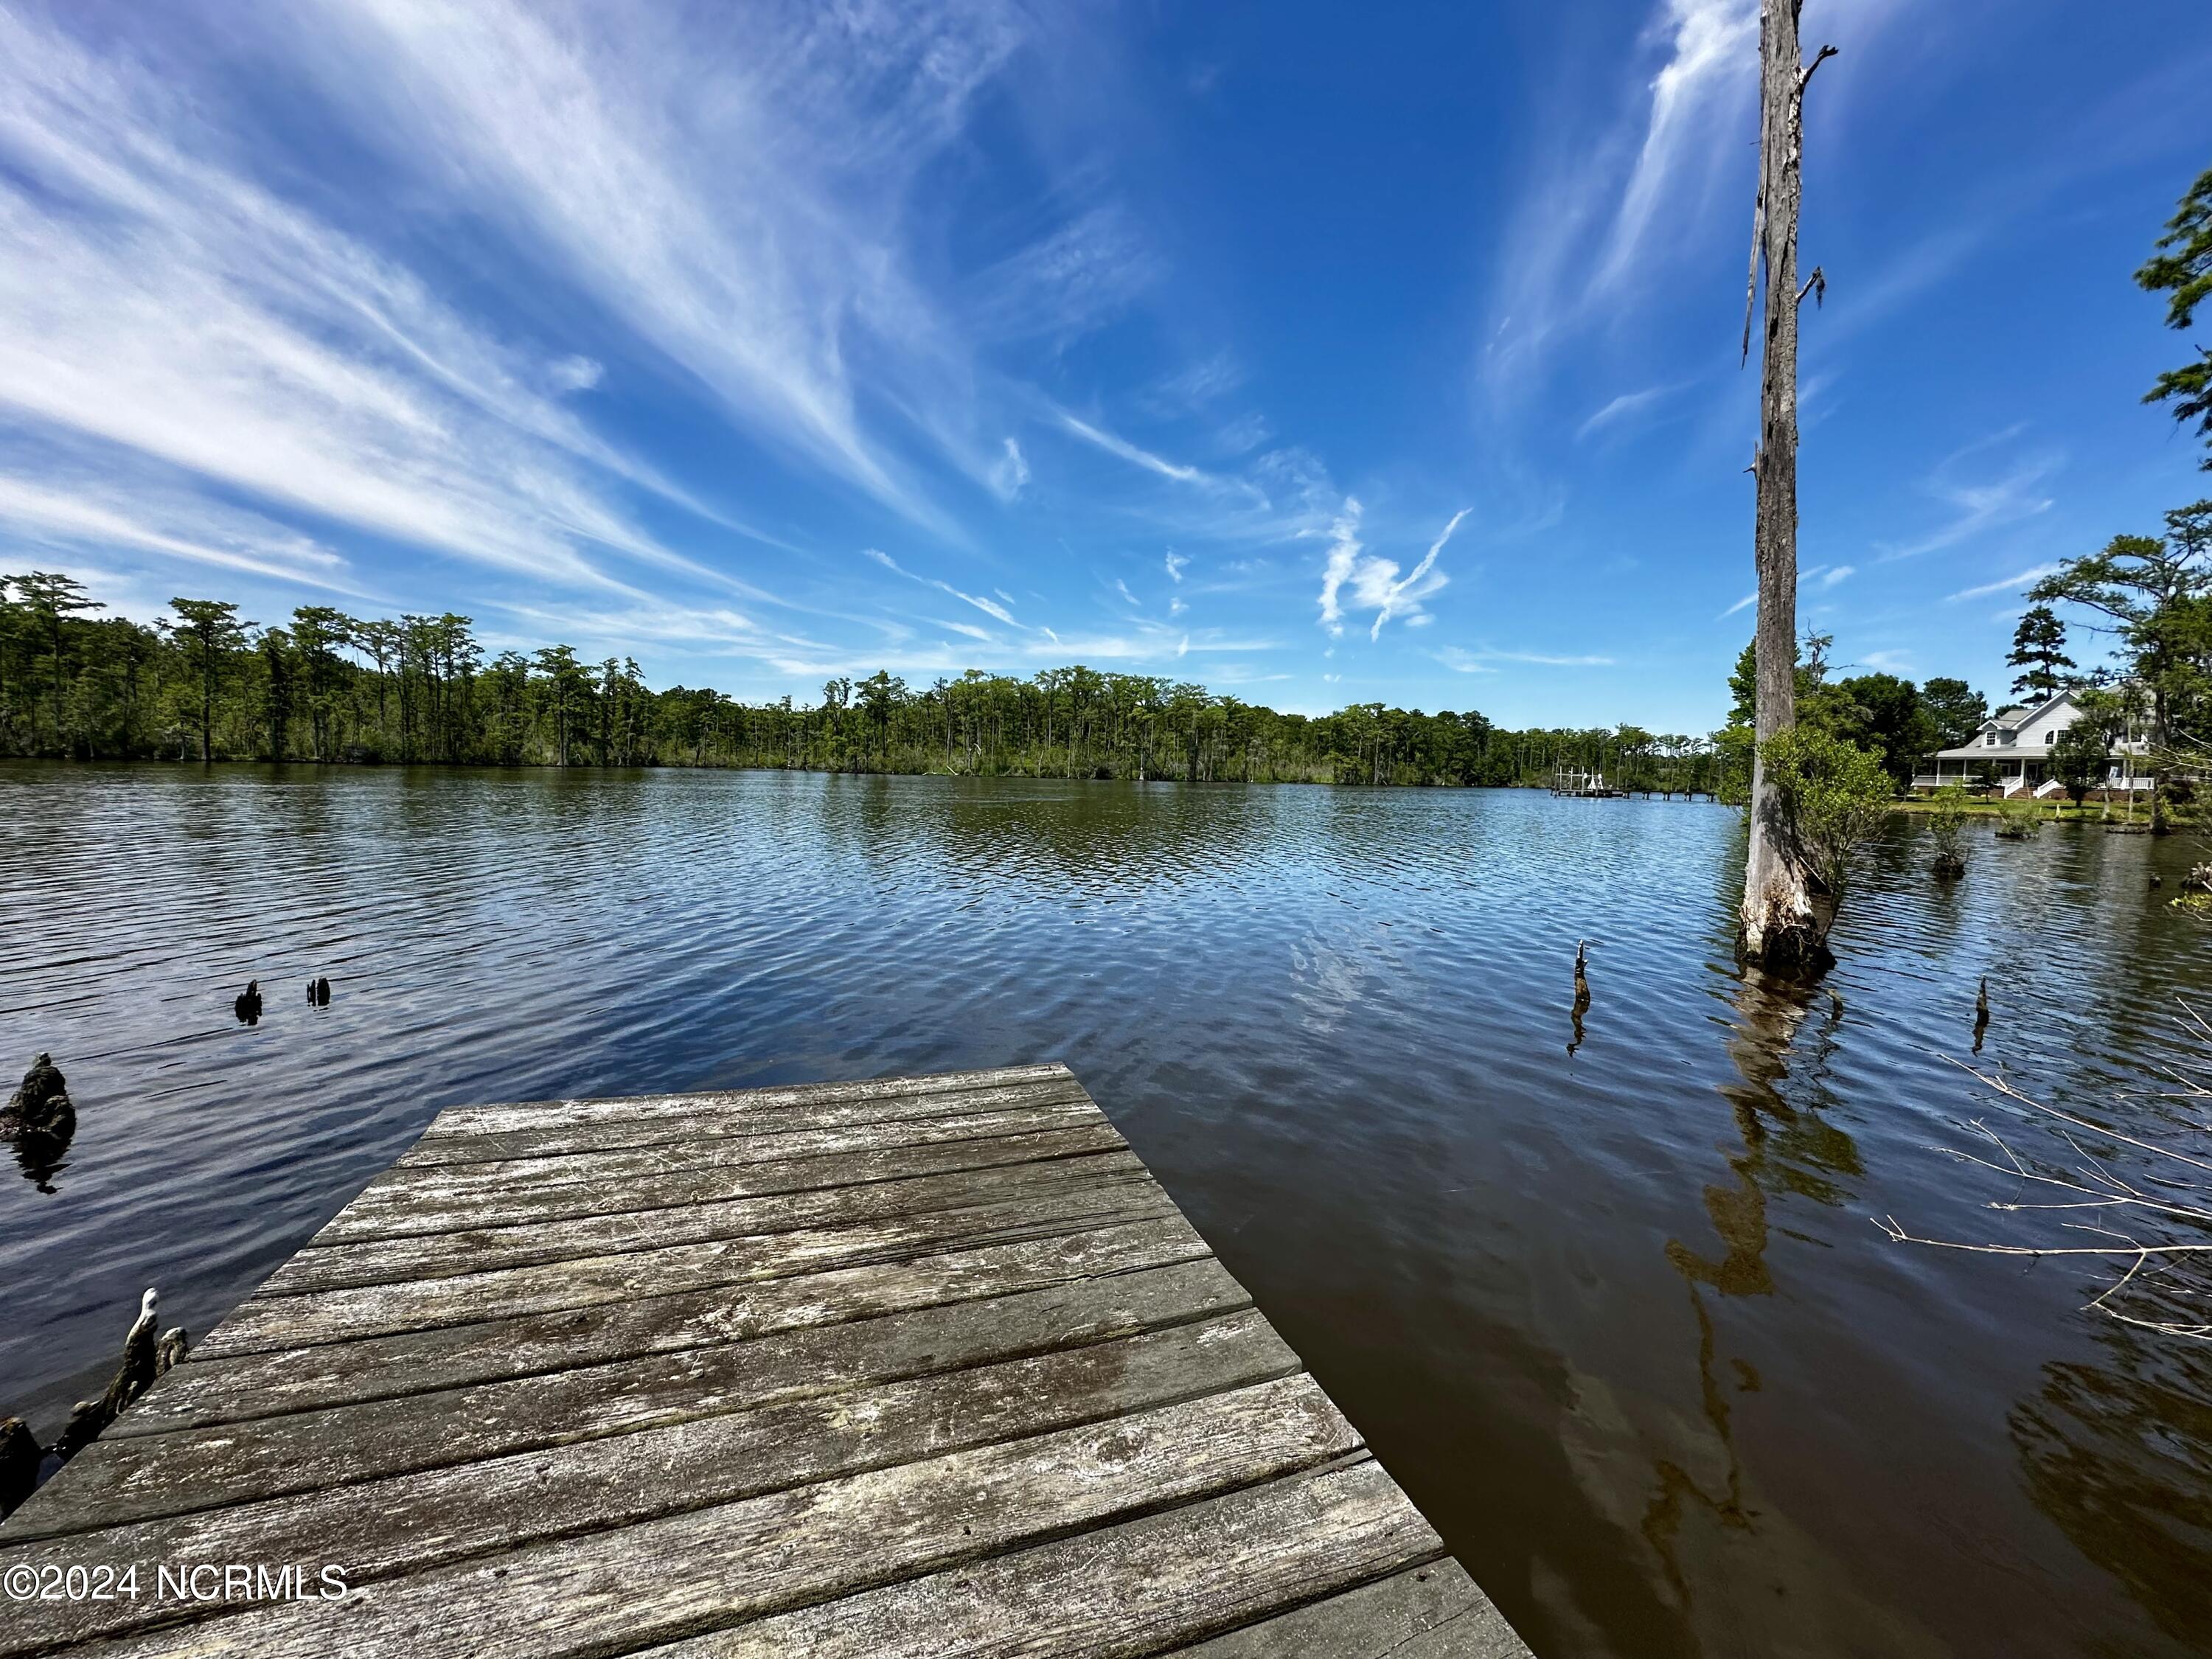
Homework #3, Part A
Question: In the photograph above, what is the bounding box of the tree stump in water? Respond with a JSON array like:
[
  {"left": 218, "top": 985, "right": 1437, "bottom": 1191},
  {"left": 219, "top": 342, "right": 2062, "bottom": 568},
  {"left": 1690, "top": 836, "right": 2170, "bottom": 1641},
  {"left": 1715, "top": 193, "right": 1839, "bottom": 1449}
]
[
  {"left": 48, "top": 1288, "right": 170, "bottom": 1468},
  {"left": 0, "top": 1416, "right": 38, "bottom": 1520},
  {"left": 2, "top": 1052, "right": 77, "bottom": 1192},
  {"left": 1, "top": 1052, "right": 74, "bottom": 1141}
]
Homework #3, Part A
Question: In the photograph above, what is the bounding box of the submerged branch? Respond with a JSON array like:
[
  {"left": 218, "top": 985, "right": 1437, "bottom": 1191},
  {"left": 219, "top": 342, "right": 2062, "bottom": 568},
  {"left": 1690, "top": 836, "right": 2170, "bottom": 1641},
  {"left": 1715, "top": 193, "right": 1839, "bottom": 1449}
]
[{"left": 1882, "top": 1012, "right": 2212, "bottom": 1340}]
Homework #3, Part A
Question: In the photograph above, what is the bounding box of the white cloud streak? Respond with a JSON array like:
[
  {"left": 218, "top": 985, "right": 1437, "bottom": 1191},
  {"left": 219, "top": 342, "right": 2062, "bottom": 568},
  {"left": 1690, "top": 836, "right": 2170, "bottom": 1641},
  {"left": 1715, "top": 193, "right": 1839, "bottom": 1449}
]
[
  {"left": 1576, "top": 383, "right": 1679, "bottom": 441},
  {"left": 1944, "top": 563, "right": 2060, "bottom": 603},
  {"left": 1878, "top": 432, "right": 2060, "bottom": 560},
  {"left": 291, "top": 0, "right": 1044, "bottom": 529},
  {"left": 0, "top": 474, "right": 366, "bottom": 597},
  {"left": 1594, "top": 0, "right": 1758, "bottom": 292},
  {"left": 0, "top": 7, "right": 773, "bottom": 607},
  {"left": 1317, "top": 501, "right": 1467, "bottom": 641},
  {"left": 990, "top": 438, "right": 1031, "bottom": 500},
  {"left": 863, "top": 546, "right": 1018, "bottom": 627},
  {"left": 1057, "top": 412, "right": 1205, "bottom": 484}
]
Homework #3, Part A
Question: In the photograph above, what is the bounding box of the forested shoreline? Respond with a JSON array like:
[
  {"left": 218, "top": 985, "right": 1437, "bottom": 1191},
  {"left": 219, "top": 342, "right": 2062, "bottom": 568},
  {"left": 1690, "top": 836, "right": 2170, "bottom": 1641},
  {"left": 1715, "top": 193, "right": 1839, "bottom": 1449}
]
[{"left": 0, "top": 585, "right": 1764, "bottom": 791}]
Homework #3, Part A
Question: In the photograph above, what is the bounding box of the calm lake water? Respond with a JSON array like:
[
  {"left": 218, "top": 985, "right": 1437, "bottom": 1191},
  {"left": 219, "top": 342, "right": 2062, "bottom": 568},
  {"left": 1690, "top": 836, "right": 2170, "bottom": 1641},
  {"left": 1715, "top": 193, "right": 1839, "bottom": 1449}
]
[{"left": 3, "top": 763, "right": 2210, "bottom": 1656}]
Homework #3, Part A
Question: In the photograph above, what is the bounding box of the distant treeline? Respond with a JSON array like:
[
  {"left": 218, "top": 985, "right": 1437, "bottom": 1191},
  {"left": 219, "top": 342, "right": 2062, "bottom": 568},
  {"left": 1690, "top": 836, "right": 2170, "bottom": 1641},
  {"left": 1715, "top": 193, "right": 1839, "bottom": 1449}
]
[{"left": 0, "top": 578, "right": 1739, "bottom": 790}]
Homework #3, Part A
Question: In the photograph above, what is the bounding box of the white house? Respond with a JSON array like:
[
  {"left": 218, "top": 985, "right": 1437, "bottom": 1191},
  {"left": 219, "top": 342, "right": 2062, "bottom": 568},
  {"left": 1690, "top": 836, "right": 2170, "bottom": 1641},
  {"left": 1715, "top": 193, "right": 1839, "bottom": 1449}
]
[{"left": 1914, "top": 687, "right": 2151, "bottom": 798}]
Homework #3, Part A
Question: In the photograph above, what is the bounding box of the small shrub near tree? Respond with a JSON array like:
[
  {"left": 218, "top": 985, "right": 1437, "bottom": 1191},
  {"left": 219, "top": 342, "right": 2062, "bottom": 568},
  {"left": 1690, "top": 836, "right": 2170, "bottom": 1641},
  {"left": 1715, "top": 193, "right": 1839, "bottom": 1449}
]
[
  {"left": 1928, "top": 785, "right": 1970, "bottom": 877},
  {"left": 2050, "top": 723, "right": 2108, "bottom": 807},
  {"left": 1758, "top": 726, "right": 1895, "bottom": 903}
]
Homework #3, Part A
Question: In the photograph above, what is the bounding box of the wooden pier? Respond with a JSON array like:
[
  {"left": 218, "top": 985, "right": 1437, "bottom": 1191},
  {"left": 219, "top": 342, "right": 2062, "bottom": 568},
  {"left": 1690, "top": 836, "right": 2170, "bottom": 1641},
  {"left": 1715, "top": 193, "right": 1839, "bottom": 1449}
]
[{"left": 0, "top": 1063, "right": 1528, "bottom": 1658}]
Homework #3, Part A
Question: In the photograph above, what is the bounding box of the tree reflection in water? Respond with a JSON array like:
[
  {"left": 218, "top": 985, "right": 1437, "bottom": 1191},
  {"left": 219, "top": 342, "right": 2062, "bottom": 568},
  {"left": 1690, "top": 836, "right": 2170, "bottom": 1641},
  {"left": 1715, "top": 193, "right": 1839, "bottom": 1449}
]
[
  {"left": 1644, "top": 967, "right": 1864, "bottom": 1612},
  {"left": 2013, "top": 1324, "right": 2212, "bottom": 1645}
]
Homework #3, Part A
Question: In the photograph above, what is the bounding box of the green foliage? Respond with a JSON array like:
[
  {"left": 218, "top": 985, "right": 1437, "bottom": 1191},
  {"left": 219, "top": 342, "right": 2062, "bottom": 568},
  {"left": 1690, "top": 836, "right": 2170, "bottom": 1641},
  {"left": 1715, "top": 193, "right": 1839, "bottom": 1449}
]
[
  {"left": 2137, "top": 165, "right": 2212, "bottom": 468},
  {"left": 1994, "top": 799, "right": 2042, "bottom": 839},
  {"left": 7, "top": 571, "right": 104, "bottom": 753},
  {"left": 2006, "top": 605, "right": 2076, "bottom": 699},
  {"left": 0, "top": 580, "right": 1739, "bottom": 792},
  {"left": 1829, "top": 672, "right": 1940, "bottom": 790},
  {"left": 1927, "top": 785, "right": 1970, "bottom": 874},
  {"left": 2050, "top": 721, "right": 2108, "bottom": 805},
  {"left": 2032, "top": 501, "right": 2212, "bottom": 827},
  {"left": 1725, "top": 631, "right": 1950, "bottom": 792},
  {"left": 1919, "top": 677, "right": 1988, "bottom": 748},
  {"left": 1729, "top": 631, "right": 1839, "bottom": 728},
  {"left": 1757, "top": 726, "right": 1895, "bottom": 900},
  {"left": 159, "top": 597, "right": 249, "bottom": 762},
  {"left": 1728, "top": 639, "right": 1759, "bottom": 727}
]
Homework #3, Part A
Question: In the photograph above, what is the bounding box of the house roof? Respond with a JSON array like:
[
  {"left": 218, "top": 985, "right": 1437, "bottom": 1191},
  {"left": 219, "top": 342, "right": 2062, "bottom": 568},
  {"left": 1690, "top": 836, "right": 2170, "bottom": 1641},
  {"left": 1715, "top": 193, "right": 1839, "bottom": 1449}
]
[
  {"left": 1927, "top": 686, "right": 2148, "bottom": 762},
  {"left": 1974, "top": 688, "right": 2075, "bottom": 734}
]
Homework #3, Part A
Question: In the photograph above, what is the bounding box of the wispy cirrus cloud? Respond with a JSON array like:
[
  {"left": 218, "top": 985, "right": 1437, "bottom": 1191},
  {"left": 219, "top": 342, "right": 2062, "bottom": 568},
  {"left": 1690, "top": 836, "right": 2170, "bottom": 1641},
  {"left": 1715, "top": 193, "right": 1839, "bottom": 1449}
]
[
  {"left": 1877, "top": 428, "right": 2060, "bottom": 560},
  {"left": 1138, "top": 352, "right": 1245, "bottom": 416},
  {"left": 1436, "top": 647, "right": 1498, "bottom": 674},
  {"left": 0, "top": 472, "right": 368, "bottom": 597},
  {"left": 967, "top": 203, "right": 1160, "bottom": 345},
  {"left": 285, "top": 0, "right": 1044, "bottom": 530},
  {"left": 1318, "top": 503, "right": 1468, "bottom": 641},
  {"left": 1485, "top": 0, "right": 1757, "bottom": 400},
  {"left": 1593, "top": 0, "right": 1759, "bottom": 293},
  {"left": 1718, "top": 560, "right": 1848, "bottom": 621},
  {"left": 989, "top": 439, "right": 1030, "bottom": 500},
  {"left": 1576, "top": 383, "right": 1683, "bottom": 441},
  {"left": 863, "top": 547, "right": 1019, "bottom": 628},
  {"left": 1439, "top": 644, "right": 1615, "bottom": 671},
  {"left": 1056, "top": 411, "right": 1206, "bottom": 484},
  {"left": 1944, "top": 563, "right": 2061, "bottom": 603},
  {"left": 0, "top": 4, "right": 774, "bottom": 611}
]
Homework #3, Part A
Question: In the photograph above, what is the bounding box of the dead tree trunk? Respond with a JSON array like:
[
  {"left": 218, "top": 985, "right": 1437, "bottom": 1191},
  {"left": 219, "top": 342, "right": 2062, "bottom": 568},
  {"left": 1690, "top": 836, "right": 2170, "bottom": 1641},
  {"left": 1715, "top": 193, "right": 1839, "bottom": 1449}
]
[{"left": 1738, "top": 0, "right": 1835, "bottom": 975}]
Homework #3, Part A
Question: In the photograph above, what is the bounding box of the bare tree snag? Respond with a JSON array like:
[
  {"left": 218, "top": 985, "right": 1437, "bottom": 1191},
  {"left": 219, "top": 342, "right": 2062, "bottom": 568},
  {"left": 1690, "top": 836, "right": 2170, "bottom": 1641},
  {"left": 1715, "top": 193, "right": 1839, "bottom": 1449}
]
[{"left": 1739, "top": 1, "right": 1837, "bottom": 976}]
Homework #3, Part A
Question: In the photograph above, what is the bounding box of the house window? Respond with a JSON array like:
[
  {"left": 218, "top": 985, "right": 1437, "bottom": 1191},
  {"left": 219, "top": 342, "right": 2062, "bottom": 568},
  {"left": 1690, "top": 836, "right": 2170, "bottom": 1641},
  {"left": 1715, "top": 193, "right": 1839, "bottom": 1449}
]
[{"left": 2047, "top": 732, "right": 2056, "bottom": 744}]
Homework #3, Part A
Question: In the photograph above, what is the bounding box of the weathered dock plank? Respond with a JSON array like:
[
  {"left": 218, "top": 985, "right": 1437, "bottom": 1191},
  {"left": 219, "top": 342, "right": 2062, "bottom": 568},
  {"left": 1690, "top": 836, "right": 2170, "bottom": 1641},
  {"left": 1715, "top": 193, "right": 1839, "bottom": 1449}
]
[
  {"left": 114, "top": 1219, "right": 1215, "bottom": 1436},
  {"left": 266, "top": 1150, "right": 1151, "bottom": 1293},
  {"left": 321, "top": 1119, "right": 1130, "bottom": 1242},
  {"left": 0, "top": 1065, "right": 1529, "bottom": 1658},
  {"left": 396, "top": 1073, "right": 1096, "bottom": 1166}
]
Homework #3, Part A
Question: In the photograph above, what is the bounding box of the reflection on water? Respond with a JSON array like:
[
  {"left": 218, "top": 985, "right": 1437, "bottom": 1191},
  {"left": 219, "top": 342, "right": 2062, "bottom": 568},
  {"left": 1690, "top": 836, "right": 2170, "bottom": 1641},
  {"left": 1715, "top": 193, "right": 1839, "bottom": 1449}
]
[
  {"left": 2014, "top": 1332, "right": 2212, "bottom": 1647},
  {"left": 2, "top": 764, "right": 2211, "bottom": 1657}
]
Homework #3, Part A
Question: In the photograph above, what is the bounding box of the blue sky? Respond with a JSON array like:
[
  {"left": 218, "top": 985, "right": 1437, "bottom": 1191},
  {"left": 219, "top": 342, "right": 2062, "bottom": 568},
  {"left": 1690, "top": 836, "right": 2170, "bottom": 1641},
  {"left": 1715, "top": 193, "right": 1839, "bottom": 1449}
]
[{"left": 0, "top": 0, "right": 2207, "bottom": 731}]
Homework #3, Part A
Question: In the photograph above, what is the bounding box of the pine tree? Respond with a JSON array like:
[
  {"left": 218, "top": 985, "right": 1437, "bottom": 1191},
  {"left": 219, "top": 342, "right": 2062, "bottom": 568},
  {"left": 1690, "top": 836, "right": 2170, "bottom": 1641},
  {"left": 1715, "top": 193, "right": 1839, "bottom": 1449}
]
[
  {"left": 2137, "top": 166, "right": 2212, "bottom": 469},
  {"left": 2006, "top": 605, "right": 2077, "bottom": 698},
  {"left": 161, "top": 599, "right": 250, "bottom": 762}
]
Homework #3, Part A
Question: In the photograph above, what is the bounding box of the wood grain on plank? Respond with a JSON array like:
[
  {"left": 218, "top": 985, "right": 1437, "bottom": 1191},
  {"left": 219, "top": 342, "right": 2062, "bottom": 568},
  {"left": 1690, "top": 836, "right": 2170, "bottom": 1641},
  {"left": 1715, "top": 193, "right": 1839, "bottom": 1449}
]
[
  {"left": 268, "top": 1151, "right": 1147, "bottom": 1294},
  {"left": 418, "top": 1064, "right": 1071, "bottom": 1139},
  {"left": 1164, "top": 1561, "right": 1526, "bottom": 1658},
  {"left": 11, "top": 1260, "right": 1249, "bottom": 1542},
  {"left": 315, "top": 1121, "right": 1127, "bottom": 1245},
  {"left": 0, "top": 1312, "right": 1293, "bottom": 1653},
  {"left": 347, "top": 1102, "right": 1109, "bottom": 1213},
  {"left": 7, "top": 1068, "right": 1531, "bottom": 1659},
  {"left": 59, "top": 1375, "right": 1358, "bottom": 1659},
  {"left": 105, "top": 1217, "right": 1213, "bottom": 1440},
  {"left": 639, "top": 1463, "right": 1448, "bottom": 1659},
  {"left": 201, "top": 1177, "right": 1176, "bottom": 1356},
  {"left": 400, "top": 1077, "right": 1093, "bottom": 1168}
]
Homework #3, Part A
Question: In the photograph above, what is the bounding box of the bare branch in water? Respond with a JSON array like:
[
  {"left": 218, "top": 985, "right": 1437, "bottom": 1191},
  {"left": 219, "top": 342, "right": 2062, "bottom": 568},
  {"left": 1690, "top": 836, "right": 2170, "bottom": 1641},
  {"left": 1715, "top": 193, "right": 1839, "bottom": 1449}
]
[{"left": 1879, "top": 1012, "right": 2212, "bottom": 1338}]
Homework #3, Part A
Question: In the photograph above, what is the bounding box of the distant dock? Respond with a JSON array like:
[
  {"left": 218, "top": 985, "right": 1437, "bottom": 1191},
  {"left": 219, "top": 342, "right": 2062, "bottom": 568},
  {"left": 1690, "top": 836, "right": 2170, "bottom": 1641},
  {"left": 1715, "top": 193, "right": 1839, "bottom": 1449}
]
[
  {"left": 0, "top": 1063, "right": 1528, "bottom": 1658},
  {"left": 1548, "top": 767, "right": 1624, "bottom": 798}
]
